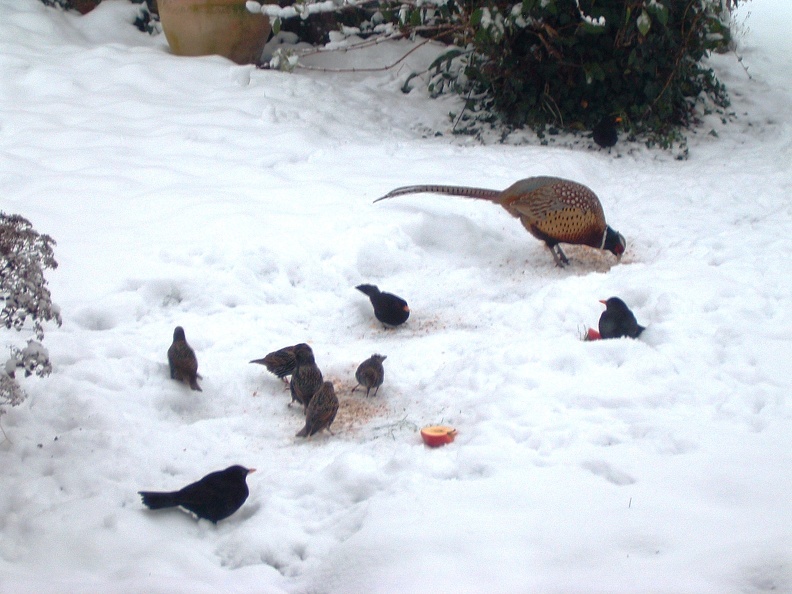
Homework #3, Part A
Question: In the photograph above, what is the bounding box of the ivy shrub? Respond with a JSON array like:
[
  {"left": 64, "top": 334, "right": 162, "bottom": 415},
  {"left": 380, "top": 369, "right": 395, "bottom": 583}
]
[
  {"left": 408, "top": 0, "right": 734, "bottom": 145},
  {"left": 255, "top": 0, "right": 737, "bottom": 147}
]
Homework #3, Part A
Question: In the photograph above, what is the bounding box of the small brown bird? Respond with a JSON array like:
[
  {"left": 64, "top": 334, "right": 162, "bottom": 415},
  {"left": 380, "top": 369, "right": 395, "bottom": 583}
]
[
  {"left": 598, "top": 297, "right": 645, "bottom": 339},
  {"left": 353, "top": 354, "right": 387, "bottom": 397},
  {"left": 290, "top": 343, "right": 323, "bottom": 408},
  {"left": 375, "top": 176, "right": 625, "bottom": 267},
  {"left": 168, "top": 326, "right": 201, "bottom": 391},
  {"left": 250, "top": 345, "right": 297, "bottom": 385},
  {"left": 139, "top": 465, "right": 255, "bottom": 524},
  {"left": 296, "top": 381, "right": 339, "bottom": 438},
  {"left": 356, "top": 284, "right": 410, "bottom": 327}
]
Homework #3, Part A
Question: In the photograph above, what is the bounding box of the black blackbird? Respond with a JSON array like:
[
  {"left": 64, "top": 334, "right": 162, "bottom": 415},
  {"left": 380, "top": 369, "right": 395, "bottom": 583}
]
[
  {"left": 598, "top": 297, "right": 645, "bottom": 339},
  {"left": 290, "top": 343, "right": 323, "bottom": 408},
  {"left": 353, "top": 354, "right": 387, "bottom": 397},
  {"left": 168, "top": 326, "right": 201, "bottom": 391},
  {"left": 592, "top": 115, "right": 622, "bottom": 149},
  {"left": 138, "top": 465, "right": 256, "bottom": 524},
  {"left": 250, "top": 345, "right": 297, "bottom": 385},
  {"left": 296, "top": 381, "right": 339, "bottom": 438},
  {"left": 356, "top": 284, "right": 410, "bottom": 327}
]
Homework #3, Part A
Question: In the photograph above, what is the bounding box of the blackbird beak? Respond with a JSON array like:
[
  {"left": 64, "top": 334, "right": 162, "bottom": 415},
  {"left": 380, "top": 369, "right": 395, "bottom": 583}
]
[
  {"left": 403, "top": 306, "right": 410, "bottom": 312},
  {"left": 248, "top": 468, "right": 257, "bottom": 474},
  {"left": 599, "top": 300, "right": 607, "bottom": 306}
]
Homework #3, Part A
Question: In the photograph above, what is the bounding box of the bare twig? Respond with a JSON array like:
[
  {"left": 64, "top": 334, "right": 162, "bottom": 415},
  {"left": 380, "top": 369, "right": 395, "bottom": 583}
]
[
  {"left": 733, "top": 50, "right": 752, "bottom": 80},
  {"left": 0, "top": 415, "right": 10, "bottom": 445},
  {"left": 452, "top": 85, "right": 475, "bottom": 132},
  {"left": 297, "top": 30, "right": 406, "bottom": 58},
  {"left": 371, "top": 415, "right": 419, "bottom": 439},
  {"left": 295, "top": 29, "right": 456, "bottom": 74},
  {"left": 296, "top": 42, "right": 426, "bottom": 73}
]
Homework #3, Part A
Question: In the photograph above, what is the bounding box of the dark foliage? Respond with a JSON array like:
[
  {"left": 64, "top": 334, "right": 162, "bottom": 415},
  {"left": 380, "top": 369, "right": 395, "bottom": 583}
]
[{"left": 412, "top": 0, "right": 733, "bottom": 145}]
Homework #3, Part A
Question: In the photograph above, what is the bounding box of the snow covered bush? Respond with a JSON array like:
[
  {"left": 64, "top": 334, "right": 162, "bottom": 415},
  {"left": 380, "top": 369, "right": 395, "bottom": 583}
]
[
  {"left": 0, "top": 213, "right": 61, "bottom": 415},
  {"left": 251, "top": 0, "right": 745, "bottom": 147},
  {"left": 409, "top": 0, "right": 735, "bottom": 144}
]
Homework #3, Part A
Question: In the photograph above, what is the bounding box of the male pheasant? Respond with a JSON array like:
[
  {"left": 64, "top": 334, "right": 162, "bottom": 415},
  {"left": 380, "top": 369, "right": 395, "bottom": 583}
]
[{"left": 375, "top": 176, "right": 625, "bottom": 266}]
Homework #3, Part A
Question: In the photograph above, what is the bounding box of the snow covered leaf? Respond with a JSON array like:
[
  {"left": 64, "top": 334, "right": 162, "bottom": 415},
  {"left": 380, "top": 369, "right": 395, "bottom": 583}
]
[{"left": 637, "top": 9, "right": 651, "bottom": 36}]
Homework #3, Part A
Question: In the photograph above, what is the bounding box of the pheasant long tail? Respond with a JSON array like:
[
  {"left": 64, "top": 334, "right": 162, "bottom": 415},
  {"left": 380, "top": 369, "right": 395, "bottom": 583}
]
[{"left": 374, "top": 185, "right": 502, "bottom": 204}]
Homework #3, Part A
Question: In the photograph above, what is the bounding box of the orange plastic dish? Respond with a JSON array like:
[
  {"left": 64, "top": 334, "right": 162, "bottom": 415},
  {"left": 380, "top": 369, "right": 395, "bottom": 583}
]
[{"left": 420, "top": 425, "right": 458, "bottom": 447}]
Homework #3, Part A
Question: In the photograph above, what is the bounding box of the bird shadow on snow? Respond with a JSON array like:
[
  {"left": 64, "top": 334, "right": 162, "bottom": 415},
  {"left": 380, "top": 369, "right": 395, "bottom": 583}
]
[
  {"left": 151, "top": 366, "right": 219, "bottom": 422},
  {"left": 390, "top": 205, "right": 632, "bottom": 275}
]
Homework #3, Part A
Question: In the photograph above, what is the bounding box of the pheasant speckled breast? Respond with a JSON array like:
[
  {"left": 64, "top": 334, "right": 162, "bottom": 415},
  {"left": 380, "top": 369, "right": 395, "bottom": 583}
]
[
  {"left": 500, "top": 177, "right": 606, "bottom": 251},
  {"left": 375, "top": 176, "right": 625, "bottom": 266}
]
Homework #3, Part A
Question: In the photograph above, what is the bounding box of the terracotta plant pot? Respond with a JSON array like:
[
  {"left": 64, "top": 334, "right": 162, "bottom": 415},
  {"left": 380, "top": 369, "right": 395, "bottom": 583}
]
[
  {"left": 71, "top": 0, "right": 101, "bottom": 14},
  {"left": 157, "top": 0, "right": 271, "bottom": 65}
]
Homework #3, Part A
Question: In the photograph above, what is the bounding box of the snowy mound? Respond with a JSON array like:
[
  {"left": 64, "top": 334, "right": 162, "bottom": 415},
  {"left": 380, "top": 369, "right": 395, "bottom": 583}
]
[{"left": 1, "top": 1, "right": 791, "bottom": 592}]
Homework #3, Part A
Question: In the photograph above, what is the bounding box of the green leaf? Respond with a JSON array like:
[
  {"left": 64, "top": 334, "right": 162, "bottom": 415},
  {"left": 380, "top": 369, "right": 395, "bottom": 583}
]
[
  {"left": 637, "top": 9, "right": 651, "bottom": 36},
  {"left": 583, "top": 62, "right": 606, "bottom": 84},
  {"left": 580, "top": 21, "right": 606, "bottom": 35},
  {"left": 429, "top": 48, "right": 464, "bottom": 70},
  {"left": 470, "top": 8, "right": 483, "bottom": 28},
  {"left": 521, "top": 0, "right": 537, "bottom": 13},
  {"left": 648, "top": 3, "right": 669, "bottom": 27},
  {"left": 272, "top": 17, "right": 281, "bottom": 36}
]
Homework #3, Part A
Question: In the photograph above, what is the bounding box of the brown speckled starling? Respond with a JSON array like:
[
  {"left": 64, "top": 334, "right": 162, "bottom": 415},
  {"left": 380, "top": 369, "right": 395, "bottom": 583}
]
[
  {"left": 250, "top": 345, "right": 297, "bottom": 385},
  {"left": 290, "top": 343, "right": 323, "bottom": 408},
  {"left": 356, "top": 284, "right": 410, "bottom": 327},
  {"left": 296, "top": 381, "right": 339, "bottom": 438},
  {"left": 598, "top": 297, "right": 645, "bottom": 339},
  {"left": 168, "top": 326, "right": 201, "bottom": 391},
  {"left": 139, "top": 465, "right": 255, "bottom": 524},
  {"left": 353, "top": 354, "right": 387, "bottom": 397},
  {"left": 375, "top": 177, "right": 625, "bottom": 267}
]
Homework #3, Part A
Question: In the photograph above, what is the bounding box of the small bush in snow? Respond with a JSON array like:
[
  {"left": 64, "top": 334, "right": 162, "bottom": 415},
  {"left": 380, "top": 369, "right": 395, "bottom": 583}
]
[
  {"left": 400, "top": 0, "right": 736, "bottom": 145},
  {"left": 250, "top": 0, "right": 746, "bottom": 148},
  {"left": 0, "top": 213, "right": 61, "bottom": 415}
]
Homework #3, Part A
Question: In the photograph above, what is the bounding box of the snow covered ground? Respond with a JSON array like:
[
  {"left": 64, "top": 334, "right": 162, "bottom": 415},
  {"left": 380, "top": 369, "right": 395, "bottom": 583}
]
[{"left": 1, "top": 0, "right": 791, "bottom": 592}]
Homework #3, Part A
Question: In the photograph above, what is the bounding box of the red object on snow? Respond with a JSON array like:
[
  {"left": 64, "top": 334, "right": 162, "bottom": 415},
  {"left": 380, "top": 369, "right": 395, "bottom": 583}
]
[
  {"left": 586, "top": 328, "right": 602, "bottom": 341},
  {"left": 420, "top": 426, "right": 458, "bottom": 447}
]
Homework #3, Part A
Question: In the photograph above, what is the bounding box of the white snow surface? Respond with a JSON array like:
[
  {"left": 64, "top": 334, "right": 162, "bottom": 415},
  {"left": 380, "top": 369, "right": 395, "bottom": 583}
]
[{"left": 1, "top": 1, "right": 792, "bottom": 592}]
